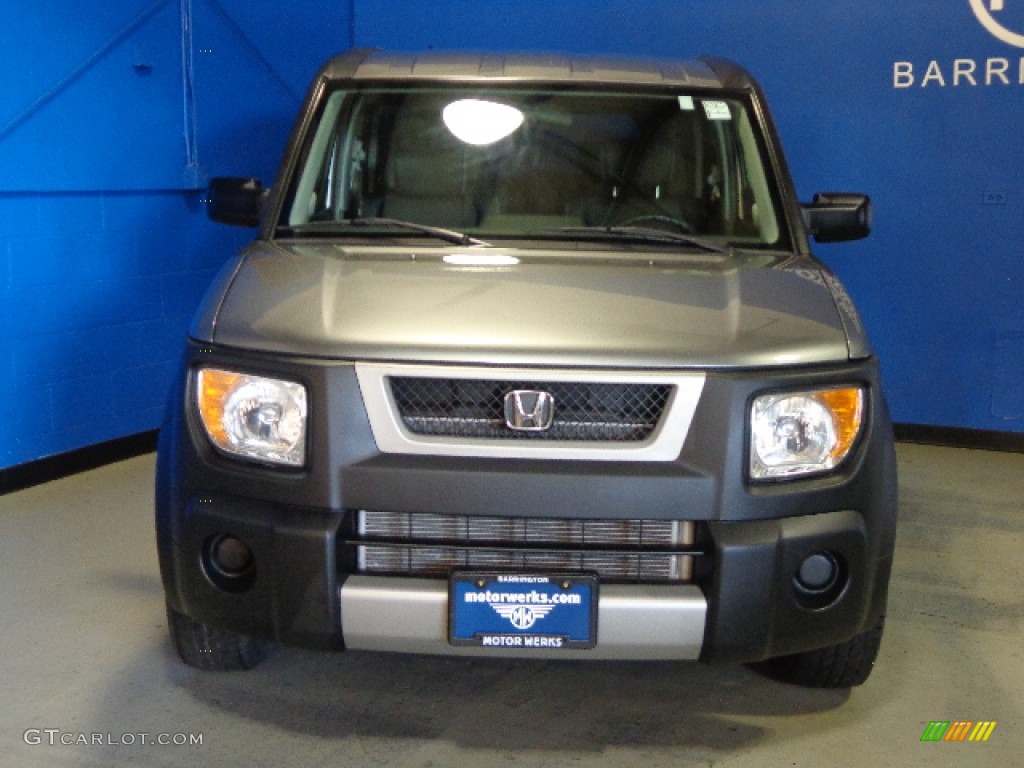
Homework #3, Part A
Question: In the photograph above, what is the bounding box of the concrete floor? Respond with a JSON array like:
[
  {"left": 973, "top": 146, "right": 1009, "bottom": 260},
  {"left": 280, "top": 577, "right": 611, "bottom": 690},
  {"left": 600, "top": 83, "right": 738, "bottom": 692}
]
[{"left": 0, "top": 443, "right": 1021, "bottom": 767}]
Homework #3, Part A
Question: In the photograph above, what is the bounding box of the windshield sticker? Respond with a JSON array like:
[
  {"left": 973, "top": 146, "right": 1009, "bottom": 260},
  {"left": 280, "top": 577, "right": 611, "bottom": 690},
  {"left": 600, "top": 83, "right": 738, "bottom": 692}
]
[
  {"left": 677, "top": 95, "right": 695, "bottom": 111},
  {"left": 702, "top": 100, "right": 732, "bottom": 121}
]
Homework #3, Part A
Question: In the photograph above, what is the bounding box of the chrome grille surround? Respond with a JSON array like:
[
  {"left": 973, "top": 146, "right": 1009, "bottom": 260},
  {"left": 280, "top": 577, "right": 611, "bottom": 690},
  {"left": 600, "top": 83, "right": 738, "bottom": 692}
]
[
  {"left": 355, "top": 363, "right": 707, "bottom": 462},
  {"left": 354, "top": 510, "right": 697, "bottom": 583}
]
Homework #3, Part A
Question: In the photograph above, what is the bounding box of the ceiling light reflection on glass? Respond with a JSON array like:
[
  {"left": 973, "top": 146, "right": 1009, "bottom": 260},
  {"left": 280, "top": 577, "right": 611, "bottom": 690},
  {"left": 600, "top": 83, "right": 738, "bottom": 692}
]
[
  {"left": 442, "top": 99, "right": 524, "bottom": 146},
  {"left": 443, "top": 254, "right": 520, "bottom": 266}
]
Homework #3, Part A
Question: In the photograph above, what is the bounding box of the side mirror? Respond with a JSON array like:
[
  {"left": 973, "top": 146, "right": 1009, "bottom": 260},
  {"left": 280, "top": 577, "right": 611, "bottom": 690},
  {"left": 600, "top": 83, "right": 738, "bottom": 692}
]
[
  {"left": 802, "top": 193, "right": 872, "bottom": 243},
  {"left": 208, "top": 177, "right": 264, "bottom": 227}
]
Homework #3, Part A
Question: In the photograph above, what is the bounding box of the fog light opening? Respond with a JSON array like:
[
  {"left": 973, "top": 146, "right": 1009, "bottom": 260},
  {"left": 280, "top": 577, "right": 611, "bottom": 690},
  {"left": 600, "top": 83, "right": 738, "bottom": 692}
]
[
  {"left": 203, "top": 534, "right": 256, "bottom": 592},
  {"left": 797, "top": 552, "right": 838, "bottom": 592},
  {"left": 214, "top": 535, "right": 253, "bottom": 574},
  {"left": 792, "top": 551, "right": 846, "bottom": 610}
]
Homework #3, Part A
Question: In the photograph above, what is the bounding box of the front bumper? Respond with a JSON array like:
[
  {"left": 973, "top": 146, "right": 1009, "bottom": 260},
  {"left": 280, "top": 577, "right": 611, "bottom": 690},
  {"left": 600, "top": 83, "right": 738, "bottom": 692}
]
[
  {"left": 160, "top": 489, "right": 891, "bottom": 661},
  {"left": 157, "top": 343, "right": 897, "bottom": 663},
  {"left": 342, "top": 578, "right": 706, "bottom": 660}
]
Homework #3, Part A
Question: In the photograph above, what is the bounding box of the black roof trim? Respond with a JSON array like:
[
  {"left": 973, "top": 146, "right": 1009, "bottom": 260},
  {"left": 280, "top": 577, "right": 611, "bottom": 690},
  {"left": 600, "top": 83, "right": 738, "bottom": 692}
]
[{"left": 320, "top": 48, "right": 736, "bottom": 88}]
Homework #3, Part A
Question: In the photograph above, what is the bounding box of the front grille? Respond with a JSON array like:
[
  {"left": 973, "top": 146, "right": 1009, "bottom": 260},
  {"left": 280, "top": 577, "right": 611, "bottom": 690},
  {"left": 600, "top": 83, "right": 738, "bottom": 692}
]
[
  {"left": 351, "top": 511, "right": 698, "bottom": 583},
  {"left": 389, "top": 377, "right": 671, "bottom": 441}
]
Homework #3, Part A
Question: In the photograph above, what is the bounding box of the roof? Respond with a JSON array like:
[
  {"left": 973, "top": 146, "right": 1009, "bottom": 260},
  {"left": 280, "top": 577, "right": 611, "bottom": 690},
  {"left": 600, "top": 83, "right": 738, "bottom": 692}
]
[{"left": 321, "top": 49, "right": 751, "bottom": 90}]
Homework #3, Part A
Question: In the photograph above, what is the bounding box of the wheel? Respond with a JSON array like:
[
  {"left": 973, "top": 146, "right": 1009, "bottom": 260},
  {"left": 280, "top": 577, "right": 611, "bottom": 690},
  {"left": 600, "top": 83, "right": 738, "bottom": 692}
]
[
  {"left": 616, "top": 213, "right": 695, "bottom": 233},
  {"left": 766, "top": 615, "right": 885, "bottom": 688},
  {"left": 166, "top": 605, "right": 270, "bottom": 671}
]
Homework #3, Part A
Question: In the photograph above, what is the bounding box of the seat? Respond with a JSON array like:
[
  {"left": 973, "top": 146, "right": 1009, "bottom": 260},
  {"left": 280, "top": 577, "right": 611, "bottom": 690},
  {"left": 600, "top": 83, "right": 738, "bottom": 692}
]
[
  {"left": 613, "top": 114, "right": 703, "bottom": 230},
  {"left": 380, "top": 108, "right": 481, "bottom": 228}
]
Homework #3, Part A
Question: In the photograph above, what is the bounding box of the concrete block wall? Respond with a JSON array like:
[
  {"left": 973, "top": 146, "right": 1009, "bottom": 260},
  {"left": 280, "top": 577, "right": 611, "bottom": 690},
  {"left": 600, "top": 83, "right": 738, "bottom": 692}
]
[
  {"left": 0, "top": 1, "right": 349, "bottom": 470},
  {"left": 0, "top": 190, "right": 248, "bottom": 467}
]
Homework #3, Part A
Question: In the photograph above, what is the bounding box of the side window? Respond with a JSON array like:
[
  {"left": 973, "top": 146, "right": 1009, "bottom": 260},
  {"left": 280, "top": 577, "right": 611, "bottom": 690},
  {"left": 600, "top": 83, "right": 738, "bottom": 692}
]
[
  {"left": 698, "top": 103, "right": 777, "bottom": 242},
  {"left": 733, "top": 108, "right": 779, "bottom": 243},
  {"left": 337, "top": 98, "right": 390, "bottom": 220},
  {"left": 703, "top": 121, "right": 734, "bottom": 234},
  {"left": 288, "top": 92, "right": 346, "bottom": 226},
  {"left": 307, "top": 128, "right": 342, "bottom": 221}
]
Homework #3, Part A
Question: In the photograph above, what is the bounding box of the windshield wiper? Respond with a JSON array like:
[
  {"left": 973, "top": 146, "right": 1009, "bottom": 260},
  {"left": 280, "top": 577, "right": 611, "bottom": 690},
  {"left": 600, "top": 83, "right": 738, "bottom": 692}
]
[
  {"left": 540, "top": 226, "right": 730, "bottom": 254},
  {"left": 281, "top": 217, "right": 490, "bottom": 247}
]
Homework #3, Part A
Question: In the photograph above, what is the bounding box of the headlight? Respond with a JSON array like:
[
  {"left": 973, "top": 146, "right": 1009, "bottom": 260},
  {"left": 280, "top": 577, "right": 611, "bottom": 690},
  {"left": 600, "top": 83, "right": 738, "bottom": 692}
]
[
  {"left": 195, "top": 368, "right": 307, "bottom": 467},
  {"left": 750, "top": 387, "right": 864, "bottom": 480}
]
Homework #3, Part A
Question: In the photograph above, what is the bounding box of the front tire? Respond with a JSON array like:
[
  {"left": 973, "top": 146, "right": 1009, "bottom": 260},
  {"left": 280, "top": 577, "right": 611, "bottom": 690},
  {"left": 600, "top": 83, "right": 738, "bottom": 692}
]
[
  {"left": 767, "top": 616, "right": 885, "bottom": 688},
  {"left": 166, "top": 605, "right": 270, "bottom": 671}
]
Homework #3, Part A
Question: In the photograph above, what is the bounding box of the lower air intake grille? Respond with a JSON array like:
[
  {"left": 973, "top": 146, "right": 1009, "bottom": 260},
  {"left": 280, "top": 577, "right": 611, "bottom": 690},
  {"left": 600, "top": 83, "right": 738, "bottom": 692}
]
[{"left": 352, "top": 511, "right": 698, "bottom": 583}]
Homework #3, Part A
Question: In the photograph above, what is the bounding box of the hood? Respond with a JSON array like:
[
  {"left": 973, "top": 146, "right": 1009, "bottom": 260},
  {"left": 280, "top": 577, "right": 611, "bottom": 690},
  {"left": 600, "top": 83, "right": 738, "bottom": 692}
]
[{"left": 195, "top": 241, "right": 858, "bottom": 369}]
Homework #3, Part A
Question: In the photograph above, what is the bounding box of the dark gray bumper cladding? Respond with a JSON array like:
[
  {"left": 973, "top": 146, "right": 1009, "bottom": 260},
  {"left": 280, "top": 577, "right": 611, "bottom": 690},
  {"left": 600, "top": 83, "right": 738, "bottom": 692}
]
[{"left": 157, "top": 343, "right": 896, "bottom": 662}]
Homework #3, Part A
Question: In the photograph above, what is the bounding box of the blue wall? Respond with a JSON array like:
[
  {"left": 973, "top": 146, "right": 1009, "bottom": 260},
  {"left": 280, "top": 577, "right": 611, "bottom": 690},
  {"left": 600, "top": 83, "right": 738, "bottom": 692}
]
[
  {"left": 0, "top": 1, "right": 350, "bottom": 469},
  {"left": 2, "top": 1, "right": 1022, "bottom": 470},
  {"left": 355, "top": 0, "right": 1024, "bottom": 434}
]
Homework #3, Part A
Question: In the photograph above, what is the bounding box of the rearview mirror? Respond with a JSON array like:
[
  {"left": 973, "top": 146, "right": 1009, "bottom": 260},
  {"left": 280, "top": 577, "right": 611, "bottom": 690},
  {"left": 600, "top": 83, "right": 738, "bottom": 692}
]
[
  {"left": 802, "top": 193, "right": 871, "bottom": 243},
  {"left": 208, "top": 177, "right": 264, "bottom": 227}
]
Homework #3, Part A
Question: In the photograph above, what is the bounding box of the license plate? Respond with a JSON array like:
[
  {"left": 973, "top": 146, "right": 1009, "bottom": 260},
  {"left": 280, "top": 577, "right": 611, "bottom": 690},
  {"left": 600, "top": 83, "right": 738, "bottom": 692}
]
[{"left": 449, "top": 572, "right": 598, "bottom": 650}]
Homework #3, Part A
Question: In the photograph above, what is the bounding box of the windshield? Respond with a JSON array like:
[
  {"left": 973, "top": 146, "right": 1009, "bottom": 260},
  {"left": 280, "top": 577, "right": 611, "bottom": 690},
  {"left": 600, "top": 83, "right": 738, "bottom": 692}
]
[{"left": 283, "top": 85, "right": 784, "bottom": 248}]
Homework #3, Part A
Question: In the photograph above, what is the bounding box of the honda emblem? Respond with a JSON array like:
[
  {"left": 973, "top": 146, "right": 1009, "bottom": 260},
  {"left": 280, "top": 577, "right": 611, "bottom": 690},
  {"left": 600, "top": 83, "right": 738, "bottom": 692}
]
[{"left": 503, "top": 390, "right": 555, "bottom": 432}]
